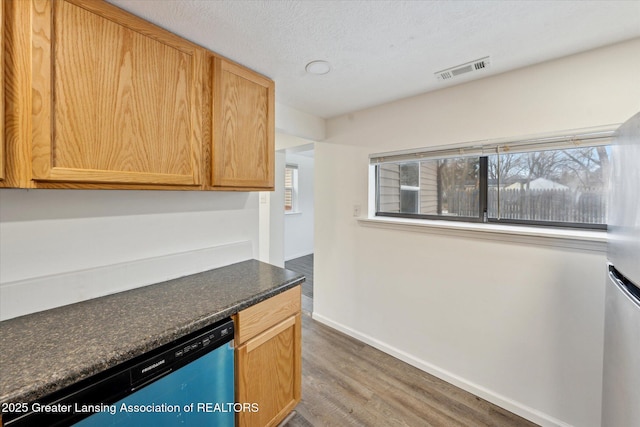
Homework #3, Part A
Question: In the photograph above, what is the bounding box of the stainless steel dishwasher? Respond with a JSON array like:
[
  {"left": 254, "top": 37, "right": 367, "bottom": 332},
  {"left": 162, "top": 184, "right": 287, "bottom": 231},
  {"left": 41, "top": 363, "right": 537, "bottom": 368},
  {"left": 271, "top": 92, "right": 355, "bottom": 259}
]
[{"left": 4, "top": 318, "right": 235, "bottom": 427}]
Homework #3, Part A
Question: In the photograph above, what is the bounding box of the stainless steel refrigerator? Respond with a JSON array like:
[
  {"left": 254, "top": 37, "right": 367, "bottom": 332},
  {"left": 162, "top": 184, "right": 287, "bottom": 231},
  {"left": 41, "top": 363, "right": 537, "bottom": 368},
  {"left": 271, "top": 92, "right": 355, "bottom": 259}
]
[{"left": 602, "top": 112, "right": 640, "bottom": 427}]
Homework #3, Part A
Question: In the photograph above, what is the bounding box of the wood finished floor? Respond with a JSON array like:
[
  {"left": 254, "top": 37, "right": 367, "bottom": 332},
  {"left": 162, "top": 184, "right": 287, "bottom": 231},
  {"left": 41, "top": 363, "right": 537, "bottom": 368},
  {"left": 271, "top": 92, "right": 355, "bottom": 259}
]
[{"left": 283, "top": 254, "right": 538, "bottom": 427}]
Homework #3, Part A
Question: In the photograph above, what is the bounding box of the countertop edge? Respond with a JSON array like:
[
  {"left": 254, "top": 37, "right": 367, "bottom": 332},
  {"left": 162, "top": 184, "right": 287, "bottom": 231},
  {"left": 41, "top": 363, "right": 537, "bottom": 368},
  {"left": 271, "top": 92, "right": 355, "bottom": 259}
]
[{"left": 0, "top": 263, "right": 305, "bottom": 405}]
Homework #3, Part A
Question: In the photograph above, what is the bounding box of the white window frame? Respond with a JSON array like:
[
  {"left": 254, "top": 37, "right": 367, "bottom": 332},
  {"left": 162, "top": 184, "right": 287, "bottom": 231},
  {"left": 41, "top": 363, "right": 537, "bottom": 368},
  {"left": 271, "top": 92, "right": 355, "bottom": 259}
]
[
  {"left": 368, "top": 125, "right": 618, "bottom": 232},
  {"left": 285, "top": 164, "right": 299, "bottom": 213}
]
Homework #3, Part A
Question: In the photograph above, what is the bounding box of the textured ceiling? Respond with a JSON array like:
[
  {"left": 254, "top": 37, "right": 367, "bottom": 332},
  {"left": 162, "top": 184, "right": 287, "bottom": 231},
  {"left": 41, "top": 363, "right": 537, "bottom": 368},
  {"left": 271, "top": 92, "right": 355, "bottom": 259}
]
[{"left": 107, "top": 0, "right": 640, "bottom": 119}]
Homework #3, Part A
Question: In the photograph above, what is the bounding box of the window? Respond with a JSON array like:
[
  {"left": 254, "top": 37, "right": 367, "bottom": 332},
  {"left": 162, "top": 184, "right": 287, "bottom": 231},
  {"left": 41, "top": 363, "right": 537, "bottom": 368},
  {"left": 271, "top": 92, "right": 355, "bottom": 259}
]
[
  {"left": 487, "top": 146, "right": 610, "bottom": 226},
  {"left": 378, "top": 156, "right": 482, "bottom": 219},
  {"left": 372, "top": 128, "right": 614, "bottom": 229},
  {"left": 284, "top": 164, "right": 299, "bottom": 212}
]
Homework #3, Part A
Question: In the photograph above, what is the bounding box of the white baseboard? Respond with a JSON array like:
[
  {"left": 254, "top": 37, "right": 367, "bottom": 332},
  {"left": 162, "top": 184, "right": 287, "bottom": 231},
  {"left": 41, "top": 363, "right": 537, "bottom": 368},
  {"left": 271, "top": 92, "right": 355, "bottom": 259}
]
[
  {"left": 311, "top": 312, "right": 573, "bottom": 427},
  {"left": 0, "top": 241, "right": 253, "bottom": 321}
]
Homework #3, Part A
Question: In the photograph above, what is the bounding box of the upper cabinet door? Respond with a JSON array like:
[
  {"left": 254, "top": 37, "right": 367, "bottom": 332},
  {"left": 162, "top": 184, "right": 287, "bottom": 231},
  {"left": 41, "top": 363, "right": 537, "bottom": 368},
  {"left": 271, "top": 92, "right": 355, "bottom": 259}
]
[
  {"left": 0, "top": 2, "right": 5, "bottom": 183},
  {"left": 30, "top": 0, "right": 203, "bottom": 186},
  {"left": 212, "top": 58, "right": 274, "bottom": 189}
]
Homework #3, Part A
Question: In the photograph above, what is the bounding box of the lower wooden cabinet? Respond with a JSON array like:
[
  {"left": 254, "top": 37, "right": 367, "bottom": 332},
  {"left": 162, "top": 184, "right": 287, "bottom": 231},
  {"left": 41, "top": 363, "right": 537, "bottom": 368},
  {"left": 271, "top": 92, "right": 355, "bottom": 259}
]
[{"left": 234, "top": 287, "right": 302, "bottom": 427}]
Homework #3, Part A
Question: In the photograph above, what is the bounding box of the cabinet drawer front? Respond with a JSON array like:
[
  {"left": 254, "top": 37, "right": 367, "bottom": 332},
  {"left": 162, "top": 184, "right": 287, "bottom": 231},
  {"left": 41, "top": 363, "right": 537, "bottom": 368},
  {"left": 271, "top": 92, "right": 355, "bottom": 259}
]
[
  {"left": 236, "top": 314, "right": 301, "bottom": 427},
  {"left": 30, "top": 0, "right": 203, "bottom": 186},
  {"left": 235, "top": 286, "right": 300, "bottom": 345}
]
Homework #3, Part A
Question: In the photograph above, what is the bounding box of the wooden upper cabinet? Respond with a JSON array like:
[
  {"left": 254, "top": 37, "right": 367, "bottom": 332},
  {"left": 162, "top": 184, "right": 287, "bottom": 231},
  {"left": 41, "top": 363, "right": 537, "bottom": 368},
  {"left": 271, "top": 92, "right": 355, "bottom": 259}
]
[
  {"left": 2, "top": 0, "right": 275, "bottom": 191},
  {"left": 28, "top": 0, "right": 203, "bottom": 187},
  {"left": 1, "top": 2, "right": 5, "bottom": 183},
  {"left": 211, "top": 57, "right": 275, "bottom": 190}
]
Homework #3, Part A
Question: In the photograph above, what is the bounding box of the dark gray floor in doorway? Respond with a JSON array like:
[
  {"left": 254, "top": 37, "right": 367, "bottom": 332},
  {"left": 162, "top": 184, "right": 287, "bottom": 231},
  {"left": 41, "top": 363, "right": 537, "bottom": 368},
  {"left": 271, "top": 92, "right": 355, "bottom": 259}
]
[
  {"left": 285, "top": 254, "right": 313, "bottom": 314},
  {"left": 285, "top": 254, "right": 313, "bottom": 298}
]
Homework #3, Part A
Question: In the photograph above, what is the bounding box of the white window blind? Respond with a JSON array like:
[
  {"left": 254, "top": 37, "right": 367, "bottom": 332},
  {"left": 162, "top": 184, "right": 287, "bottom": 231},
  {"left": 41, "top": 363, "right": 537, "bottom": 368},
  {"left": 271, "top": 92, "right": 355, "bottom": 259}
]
[
  {"left": 371, "top": 125, "right": 619, "bottom": 229},
  {"left": 285, "top": 164, "right": 298, "bottom": 212},
  {"left": 370, "top": 125, "right": 617, "bottom": 164}
]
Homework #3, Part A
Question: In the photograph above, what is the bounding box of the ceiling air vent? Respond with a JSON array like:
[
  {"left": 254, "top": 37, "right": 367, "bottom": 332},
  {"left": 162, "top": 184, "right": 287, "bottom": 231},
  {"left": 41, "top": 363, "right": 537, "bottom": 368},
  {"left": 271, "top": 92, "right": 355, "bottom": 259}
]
[{"left": 435, "top": 56, "right": 491, "bottom": 81}]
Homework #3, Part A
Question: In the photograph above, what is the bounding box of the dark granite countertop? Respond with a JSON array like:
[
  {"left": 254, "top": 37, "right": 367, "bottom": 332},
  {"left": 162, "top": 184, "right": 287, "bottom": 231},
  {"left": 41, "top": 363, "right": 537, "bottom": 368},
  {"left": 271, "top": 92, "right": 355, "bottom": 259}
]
[{"left": 0, "top": 260, "right": 304, "bottom": 405}]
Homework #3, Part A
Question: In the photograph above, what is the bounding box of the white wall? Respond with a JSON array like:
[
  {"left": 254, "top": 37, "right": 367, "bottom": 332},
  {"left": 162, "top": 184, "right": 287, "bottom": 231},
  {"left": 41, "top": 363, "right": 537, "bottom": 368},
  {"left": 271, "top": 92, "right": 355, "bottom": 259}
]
[
  {"left": 284, "top": 152, "right": 315, "bottom": 260},
  {"left": 259, "top": 150, "right": 286, "bottom": 268},
  {"left": 276, "top": 102, "right": 326, "bottom": 141},
  {"left": 0, "top": 189, "right": 259, "bottom": 320},
  {"left": 314, "top": 38, "right": 640, "bottom": 427}
]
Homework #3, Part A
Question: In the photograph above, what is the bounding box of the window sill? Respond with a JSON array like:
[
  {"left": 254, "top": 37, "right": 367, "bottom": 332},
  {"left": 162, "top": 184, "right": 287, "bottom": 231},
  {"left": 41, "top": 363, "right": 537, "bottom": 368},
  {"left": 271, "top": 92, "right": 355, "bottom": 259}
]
[
  {"left": 357, "top": 217, "right": 607, "bottom": 253},
  {"left": 285, "top": 211, "right": 302, "bottom": 216}
]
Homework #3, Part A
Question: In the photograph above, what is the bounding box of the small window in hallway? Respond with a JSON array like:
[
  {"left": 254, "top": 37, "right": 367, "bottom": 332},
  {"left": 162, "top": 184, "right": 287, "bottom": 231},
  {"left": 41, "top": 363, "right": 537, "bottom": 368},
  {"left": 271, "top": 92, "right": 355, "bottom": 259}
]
[{"left": 285, "top": 164, "right": 299, "bottom": 212}]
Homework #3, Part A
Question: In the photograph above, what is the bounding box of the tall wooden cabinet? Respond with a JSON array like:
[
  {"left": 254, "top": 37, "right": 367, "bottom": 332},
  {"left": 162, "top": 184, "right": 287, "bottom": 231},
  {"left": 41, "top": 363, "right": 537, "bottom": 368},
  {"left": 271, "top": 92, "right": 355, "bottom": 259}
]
[
  {"left": 234, "top": 287, "right": 302, "bottom": 427},
  {"left": 211, "top": 58, "right": 275, "bottom": 190}
]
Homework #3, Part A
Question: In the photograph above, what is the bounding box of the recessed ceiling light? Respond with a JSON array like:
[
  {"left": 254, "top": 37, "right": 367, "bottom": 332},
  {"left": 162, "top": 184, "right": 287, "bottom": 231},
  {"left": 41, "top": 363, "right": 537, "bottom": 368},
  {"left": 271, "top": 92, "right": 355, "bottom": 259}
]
[{"left": 305, "top": 60, "right": 331, "bottom": 75}]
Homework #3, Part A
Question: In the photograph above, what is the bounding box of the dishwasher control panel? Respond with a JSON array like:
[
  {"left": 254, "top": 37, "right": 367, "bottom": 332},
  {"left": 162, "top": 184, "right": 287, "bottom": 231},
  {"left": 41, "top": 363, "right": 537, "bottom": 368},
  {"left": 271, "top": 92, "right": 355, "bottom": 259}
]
[{"left": 131, "top": 320, "right": 234, "bottom": 386}]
